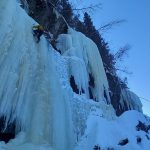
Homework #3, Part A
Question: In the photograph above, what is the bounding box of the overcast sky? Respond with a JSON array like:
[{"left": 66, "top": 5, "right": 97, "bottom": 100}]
[{"left": 72, "top": 0, "right": 150, "bottom": 116}]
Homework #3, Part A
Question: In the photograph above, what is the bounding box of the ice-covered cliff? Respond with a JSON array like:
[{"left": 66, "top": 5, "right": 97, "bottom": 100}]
[
  {"left": 120, "top": 89, "right": 142, "bottom": 112},
  {"left": 56, "top": 29, "right": 111, "bottom": 103},
  {"left": 0, "top": 1, "right": 149, "bottom": 150},
  {"left": 0, "top": 0, "right": 113, "bottom": 149},
  {"left": 0, "top": 1, "right": 74, "bottom": 150}
]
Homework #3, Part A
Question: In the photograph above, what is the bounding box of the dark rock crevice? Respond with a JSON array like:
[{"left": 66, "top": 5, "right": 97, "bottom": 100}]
[
  {"left": 118, "top": 138, "right": 129, "bottom": 146},
  {"left": 136, "top": 121, "right": 150, "bottom": 133},
  {"left": 0, "top": 117, "right": 17, "bottom": 143}
]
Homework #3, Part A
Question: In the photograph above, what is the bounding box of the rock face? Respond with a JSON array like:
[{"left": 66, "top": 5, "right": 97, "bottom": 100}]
[
  {"left": 21, "top": 0, "right": 68, "bottom": 38},
  {"left": 0, "top": 117, "right": 16, "bottom": 143},
  {"left": 118, "top": 138, "right": 129, "bottom": 146}
]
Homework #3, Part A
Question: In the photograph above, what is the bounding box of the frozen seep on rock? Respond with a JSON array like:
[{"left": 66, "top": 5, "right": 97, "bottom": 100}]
[{"left": 120, "top": 88, "right": 142, "bottom": 112}]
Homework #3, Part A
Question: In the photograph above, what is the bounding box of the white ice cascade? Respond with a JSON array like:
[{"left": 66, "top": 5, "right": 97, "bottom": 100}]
[
  {"left": 0, "top": 0, "right": 74, "bottom": 150},
  {"left": 57, "top": 29, "right": 111, "bottom": 103},
  {"left": 120, "top": 89, "right": 142, "bottom": 112}
]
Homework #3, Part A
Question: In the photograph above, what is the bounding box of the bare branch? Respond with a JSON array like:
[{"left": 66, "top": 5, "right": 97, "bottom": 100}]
[
  {"left": 73, "top": 3, "right": 101, "bottom": 11},
  {"left": 116, "top": 68, "right": 132, "bottom": 75},
  {"left": 114, "top": 44, "right": 131, "bottom": 62},
  {"left": 71, "top": 3, "right": 102, "bottom": 14},
  {"left": 98, "top": 19, "right": 126, "bottom": 32}
]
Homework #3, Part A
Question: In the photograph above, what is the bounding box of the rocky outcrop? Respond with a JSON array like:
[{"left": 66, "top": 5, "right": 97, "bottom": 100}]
[{"left": 21, "top": 0, "right": 68, "bottom": 38}]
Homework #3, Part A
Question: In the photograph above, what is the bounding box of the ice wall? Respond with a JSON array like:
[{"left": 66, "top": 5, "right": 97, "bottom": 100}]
[
  {"left": 0, "top": 0, "right": 74, "bottom": 149},
  {"left": 57, "top": 29, "right": 111, "bottom": 103},
  {"left": 120, "top": 89, "right": 142, "bottom": 112}
]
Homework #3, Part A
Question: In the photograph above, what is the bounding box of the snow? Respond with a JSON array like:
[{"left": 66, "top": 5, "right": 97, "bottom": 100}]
[
  {"left": 75, "top": 110, "right": 150, "bottom": 150},
  {"left": 71, "top": 93, "right": 116, "bottom": 143}
]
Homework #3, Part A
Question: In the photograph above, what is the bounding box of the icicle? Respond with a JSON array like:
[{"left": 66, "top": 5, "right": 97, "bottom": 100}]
[
  {"left": 120, "top": 88, "right": 142, "bottom": 112},
  {"left": 57, "top": 28, "right": 111, "bottom": 103}
]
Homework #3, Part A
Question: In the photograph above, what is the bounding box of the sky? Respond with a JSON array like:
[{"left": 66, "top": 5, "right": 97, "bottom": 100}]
[{"left": 72, "top": 0, "right": 150, "bottom": 116}]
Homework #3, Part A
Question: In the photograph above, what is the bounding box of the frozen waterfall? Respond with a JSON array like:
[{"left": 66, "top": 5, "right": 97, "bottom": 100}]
[
  {"left": 57, "top": 29, "right": 111, "bottom": 103},
  {"left": 0, "top": 0, "right": 74, "bottom": 150},
  {"left": 0, "top": 1, "right": 148, "bottom": 150}
]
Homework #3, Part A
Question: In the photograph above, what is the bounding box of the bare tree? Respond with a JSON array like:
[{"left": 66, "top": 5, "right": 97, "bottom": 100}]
[{"left": 112, "top": 44, "right": 131, "bottom": 75}]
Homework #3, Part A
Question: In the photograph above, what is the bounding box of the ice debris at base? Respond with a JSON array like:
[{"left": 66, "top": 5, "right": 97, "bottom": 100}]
[{"left": 0, "top": 0, "right": 149, "bottom": 150}]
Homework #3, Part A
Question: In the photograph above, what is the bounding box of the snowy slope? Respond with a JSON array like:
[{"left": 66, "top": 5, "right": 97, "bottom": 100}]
[{"left": 75, "top": 110, "right": 150, "bottom": 150}]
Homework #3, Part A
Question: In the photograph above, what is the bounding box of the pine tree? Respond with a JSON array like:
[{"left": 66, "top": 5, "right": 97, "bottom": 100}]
[
  {"left": 73, "top": 15, "right": 85, "bottom": 33},
  {"left": 83, "top": 12, "right": 96, "bottom": 38},
  {"left": 36, "top": 0, "right": 46, "bottom": 10},
  {"left": 50, "top": 0, "right": 59, "bottom": 6},
  {"left": 60, "top": 0, "right": 73, "bottom": 25}
]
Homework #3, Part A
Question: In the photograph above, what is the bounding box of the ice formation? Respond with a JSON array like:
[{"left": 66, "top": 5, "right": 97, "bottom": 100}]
[
  {"left": 0, "top": 1, "right": 74, "bottom": 150},
  {"left": 0, "top": 1, "right": 149, "bottom": 150},
  {"left": 57, "top": 29, "right": 111, "bottom": 103},
  {"left": 120, "top": 89, "right": 142, "bottom": 112}
]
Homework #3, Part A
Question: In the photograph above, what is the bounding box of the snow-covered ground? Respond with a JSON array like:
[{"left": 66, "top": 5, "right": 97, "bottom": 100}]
[
  {"left": 0, "top": 1, "right": 149, "bottom": 150},
  {"left": 75, "top": 110, "right": 150, "bottom": 150}
]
